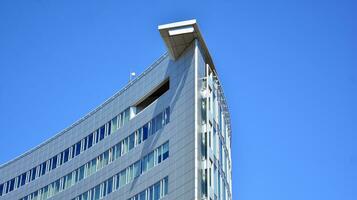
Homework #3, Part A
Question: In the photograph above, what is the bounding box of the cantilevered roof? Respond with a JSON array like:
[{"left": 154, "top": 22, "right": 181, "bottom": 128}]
[{"left": 158, "top": 19, "right": 214, "bottom": 69}]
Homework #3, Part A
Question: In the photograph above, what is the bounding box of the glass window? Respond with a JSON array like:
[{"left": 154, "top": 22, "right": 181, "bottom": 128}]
[
  {"left": 156, "top": 146, "right": 162, "bottom": 164},
  {"left": 156, "top": 113, "right": 163, "bottom": 132},
  {"left": 111, "top": 116, "right": 118, "bottom": 133},
  {"left": 127, "top": 165, "right": 133, "bottom": 183},
  {"left": 139, "top": 191, "right": 146, "bottom": 200},
  {"left": 99, "top": 125, "right": 105, "bottom": 140},
  {"left": 103, "top": 150, "right": 109, "bottom": 166},
  {"left": 9, "top": 179, "right": 14, "bottom": 192},
  {"left": 83, "top": 137, "right": 88, "bottom": 151},
  {"left": 20, "top": 173, "right": 26, "bottom": 186},
  {"left": 107, "top": 122, "right": 111, "bottom": 136},
  {"left": 136, "top": 129, "right": 142, "bottom": 145},
  {"left": 78, "top": 166, "right": 85, "bottom": 181},
  {"left": 163, "top": 177, "right": 168, "bottom": 195},
  {"left": 94, "top": 185, "right": 100, "bottom": 200},
  {"left": 64, "top": 148, "right": 69, "bottom": 163},
  {"left": 75, "top": 141, "right": 81, "bottom": 156},
  {"left": 0, "top": 184, "right": 3, "bottom": 196},
  {"left": 134, "top": 161, "right": 141, "bottom": 178},
  {"left": 115, "top": 143, "right": 121, "bottom": 159},
  {"left": 52, "top": 155, "right": 57, "bottom": 170},
  {"left": 95, "top": 130, "right": 99, "bottom": 143},
  {"left": 122, "top": 138, "right": 128, "bottom": 155},
  {"left": 124, "top": 108, "right": 130, "bottom": 123},
  {"left": 163, "top": 142, "right": 169, "bottom": 161},
  {"left": 147, "top": 152, "right": 154, "bottom": 170},
  {"left": 142, "top": 156, "right": 148, "bottom": 173},
  {"left": 31, "top": 167, "right": 36, "bottom": 181},
  {"left": 107, "top": 177, "right": 113, "bottom": 194},
  {"left": 143, "top": 124, "right": 148, "bottom": 140},
  {"left": 129, "top": 133, "right": 135, "bottom": 150},
  {"left": 165, "top": 107, "right": 170, "bottom": 124},
  {"left": 154, "top": 182, "right": 160, "bottom": 200},
  {"left": 41, "top": 162, "right": 46, "bottom": 175},
  {"left": 119, "top": 170, "right": 126, "bottom": 188},
  {"left": 88, "top": 133, "right": 93, "bottom": 148}
]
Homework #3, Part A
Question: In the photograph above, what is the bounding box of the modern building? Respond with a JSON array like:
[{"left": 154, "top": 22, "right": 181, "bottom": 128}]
[{"left": 0, "top": 19, "right": 232, "bottom": 200}]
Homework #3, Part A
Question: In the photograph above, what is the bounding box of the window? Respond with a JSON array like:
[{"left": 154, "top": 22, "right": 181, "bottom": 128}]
[
  {"left": 136, "top": 129, "right": 142, "bottom": 145},
  {"left": 52, "top": 156, "right": 57, "bottom": 170},
  {"left": 103, "top": 150, "right": 109, "bottom": 166},
  {"left": 41, "top": 162, "right": 46, "bottom": 175},
  {"left": 107, "top": 177, "right": 113, "bottom": 194},
  {"left": 115, "top": 143, "right": 121, "bottom": 159},
  {"left": 127, "top": 165, "right": 133, "bottom": 183},
  {"left": 20, "top": 173, "right": 26, "bottom": 186},
  {"left": 94, "top": 185, "right": 100, "bottom": 200},
  {"left": 111, "top": 116, "right": 118, "bottom": 133},
  {"left": 99, "top": 125, "right": 105, "bottom": 140},
  {"left": 88, "top": 133, "right": 93, "bottom": 148},
  {"left": 75, "top": 142, "right": 81, "bottom": 156},
  {"left": 78, "top": 166, "right": 84, "bottom": 181},
  {"left": 143, "top": 124, "right": 149, "bottom": 140},
  {"left": 134, "top": 161, "right": 141, "bottom": 178},
  {"left": 122, "top": 138, "right": 128, "bottom": 155},
  {"left": 31, "top": 167, "right": 36, "bottom": 181},
  {"left": 162, "top": 142, "right": 169, "bottom": 161},
  {"left": 64, "top": 148, "right": 69, "bottom": 163},
  {"left": 129, "top": 133, "right": 135, "bottom": 150},
  {"left": 0, "top": 184, "right": 3, "bottom": 196},
  {"left": 154, "top": 182, "right": 160, "bottom": 200},
  {"left": 165, "top": 107, "right": 170, "bottom": 124},
  {"left": 147, "top": 152, "right": 154, "bottom": 170},
  {"left": 119, "top": 170, "right": 126, "bottom": 188}
]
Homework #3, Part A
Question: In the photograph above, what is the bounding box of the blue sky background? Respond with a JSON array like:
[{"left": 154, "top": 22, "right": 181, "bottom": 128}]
[{"left": 0, "top": 0, "right": 356, "bottom": 199}]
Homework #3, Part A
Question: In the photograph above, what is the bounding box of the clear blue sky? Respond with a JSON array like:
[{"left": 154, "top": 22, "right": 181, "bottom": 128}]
[{"left": 0, "top": 0, "right": 356, "bottom": 199}]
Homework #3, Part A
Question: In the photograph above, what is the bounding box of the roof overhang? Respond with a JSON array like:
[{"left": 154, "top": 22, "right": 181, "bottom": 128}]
[{"left": 158, "top": 19, "right": 214, "bottom": 69}]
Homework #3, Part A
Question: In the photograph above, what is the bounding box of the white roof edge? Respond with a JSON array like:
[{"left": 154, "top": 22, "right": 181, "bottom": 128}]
[{"left": 158, "top": 19, "right": 197, "bottom": 30}]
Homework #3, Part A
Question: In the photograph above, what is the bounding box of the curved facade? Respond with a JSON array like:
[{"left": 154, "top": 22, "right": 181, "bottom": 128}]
[{"left": 0, "top": 19, "right": 232, "bottom": 200}]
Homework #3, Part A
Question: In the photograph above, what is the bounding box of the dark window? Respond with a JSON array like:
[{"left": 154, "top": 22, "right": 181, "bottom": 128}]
[
  {"left": 63, "top": 148, "right": 69, "bottom": 163},
  {"left": 31, "top": 167, "right": 36, "bottom": 181},
  {"left": 151, "top": 118, "right": 156, "bottom": 135},
  {"left": 75, "top": 141, "right": 81, "bottom": 156},
  {"left": 156, "top": 113, "right": 163, "bottom": 131},
  {"left": 0, "top": 183, "right": 3, "bottom": 196},
  {"left": 107, "top": 177, "right": 113, "bottom": 194},
  {"left": 107, "top": 123, "right": 111, "bottom": 136},
  {"left": 59, "top": 152, "right": 63, "bottom": 165},
  {"left": 154, "top": 182, "right": 160, "bottom": 200},
  {"left": 88, "top": 133, "right": 93, "bottom": 148},
  {"left": 21, "top": 173, "right": 26, "bottom": 186},
  {"left": 135, "top": 79, "right": 169, "bottom": 113},
  {"left": 95, "top": 131, "right": 99, "bottom": 143},
  {"left": 52, "top": 156, "right": 57, "bottom": 169},
  {"left": 129, "top": 134, "right": 135, "bottom": 150},
  {"left": 9, "top": 178, "right": 15, "bottom": 191},
  {"left": 83, "top": 137, "right": 88, "bottom": 151},
  {"left": 143, "top": 124, "right": 148, "bottom": 140},
  {"left": 165, "top": 107, "right": 170, "bottom": 124},
  {"left": 71, "top": 145, "right": 75, "bottom": 158},
  {"left": 41, "top": 162, "right": 46, "bottom": 175},
  {"left": 16, "top": 175, "right": 21, "bottom": 188},
  {"left": 99, "top": 125, "right": 105, "bottom": 140}
]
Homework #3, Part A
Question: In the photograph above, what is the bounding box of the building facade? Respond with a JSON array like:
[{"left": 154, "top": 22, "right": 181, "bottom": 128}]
[{"left": 0, "top": 20, "right": 232, "bottom": 200}]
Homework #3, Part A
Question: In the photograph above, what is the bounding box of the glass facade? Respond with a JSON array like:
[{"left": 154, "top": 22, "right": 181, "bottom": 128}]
[
  {"left": 128, "top": 177, "right": 168, "bottom": 200},
  {"left": 69, "top": 142, "right": 170, "bottom": 200},
  {"left": 18, "top": 108, "right": 170, "bottom": 200},
  {"left": 201, "top": 65, "right": 232, "bottom": 200},
  {"left": 0, "top": 107, "right": 132, "bottom": 197}
]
